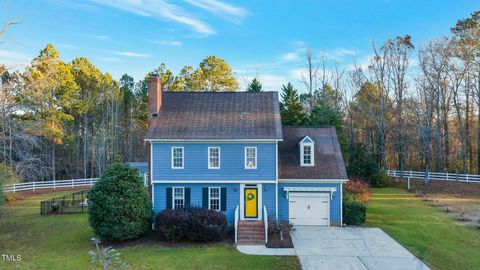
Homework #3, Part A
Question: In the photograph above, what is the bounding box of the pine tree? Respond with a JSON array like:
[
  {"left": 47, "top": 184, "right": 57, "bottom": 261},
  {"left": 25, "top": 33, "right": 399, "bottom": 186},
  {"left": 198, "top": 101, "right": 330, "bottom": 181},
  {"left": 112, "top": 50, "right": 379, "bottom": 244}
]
[
  {"left": 247, "top": 78, "right": 263, "bottom": 92},
  {"left": 280, "top": 83, "right": 306, "bottom": 125}
]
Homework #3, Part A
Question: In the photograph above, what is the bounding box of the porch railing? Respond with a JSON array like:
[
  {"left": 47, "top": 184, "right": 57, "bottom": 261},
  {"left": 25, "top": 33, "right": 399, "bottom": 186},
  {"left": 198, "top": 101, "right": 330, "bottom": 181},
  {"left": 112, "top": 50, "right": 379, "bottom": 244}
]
[
  {"left": 263, "top": 205, "right": 268, "bottom": 244},
  {"left": 234, "top": 205, "right": 239, "bottom": 244}
]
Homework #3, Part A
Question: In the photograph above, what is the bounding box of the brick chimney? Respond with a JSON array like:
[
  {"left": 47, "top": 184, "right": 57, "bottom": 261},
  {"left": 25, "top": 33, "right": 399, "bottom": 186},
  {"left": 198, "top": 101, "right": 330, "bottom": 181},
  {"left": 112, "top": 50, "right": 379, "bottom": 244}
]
[{"left": 148, "top": 76, "right": 162, "bottom": 125}]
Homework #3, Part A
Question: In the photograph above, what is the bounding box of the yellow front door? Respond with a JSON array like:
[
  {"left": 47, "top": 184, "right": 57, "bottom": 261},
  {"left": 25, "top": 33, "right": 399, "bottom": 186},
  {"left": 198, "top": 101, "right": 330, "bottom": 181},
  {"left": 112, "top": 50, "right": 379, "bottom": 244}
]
[{"left": 244, "top": 188, "right": 258, "bottom": 218}]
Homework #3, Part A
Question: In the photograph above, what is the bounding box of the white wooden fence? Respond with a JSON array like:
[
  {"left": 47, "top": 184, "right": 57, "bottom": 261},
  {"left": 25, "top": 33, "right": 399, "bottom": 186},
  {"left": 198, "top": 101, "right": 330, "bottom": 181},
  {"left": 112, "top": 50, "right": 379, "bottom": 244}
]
[
  {"left": 387, "top": 170, "right": 480, "bottom": 183},
  {"left": 1, "top": 178, "right": 99, "bottom": 193}
]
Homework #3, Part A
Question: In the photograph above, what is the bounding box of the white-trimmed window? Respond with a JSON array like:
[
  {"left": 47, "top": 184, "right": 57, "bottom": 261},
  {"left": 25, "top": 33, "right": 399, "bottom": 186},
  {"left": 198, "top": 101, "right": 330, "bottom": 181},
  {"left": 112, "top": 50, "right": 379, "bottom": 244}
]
[
  {"left": 208, "top": 147, "right": 220, "bottom": 169},
  {"left": 171, "top": 147, "right": 184, "bottom": 169},
  {"left": 173, "top": 187, "right": 185, "bottom": 209},
  {"left": 208, "top": 187, "right": 221, "bottom": 211},
  {"left": 300, "top": 136, "right": 314, "bottom": 166},
  {"left": 245, "top": 147, "right": 257, "bottom": 169}
]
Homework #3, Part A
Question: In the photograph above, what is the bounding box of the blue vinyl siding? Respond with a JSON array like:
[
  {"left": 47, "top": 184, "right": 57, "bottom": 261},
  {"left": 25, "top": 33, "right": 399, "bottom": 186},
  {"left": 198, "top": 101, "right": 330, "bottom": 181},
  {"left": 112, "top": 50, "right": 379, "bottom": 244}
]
[
  {"left": 277, "top": 182, "right": 342, "bottom": 222},
  {"left": 152, "top": 143, "right": 276, "bottom": 181},
  {"left": 263, "top": 184, "right": 276, "bottom": 220},
  {"left": 154, "top": 183, "right": 240, "bottom": 223},
  {"left": 153, "top": 183, "right": 277, "bottom": 223}
]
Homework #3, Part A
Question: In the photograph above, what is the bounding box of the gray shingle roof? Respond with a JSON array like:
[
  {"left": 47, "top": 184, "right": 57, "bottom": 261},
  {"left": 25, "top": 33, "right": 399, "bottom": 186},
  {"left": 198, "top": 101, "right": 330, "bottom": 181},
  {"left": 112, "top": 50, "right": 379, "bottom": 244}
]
[
  {"left": 279, "top": 126, "right": 348, "bottom": 179},
  {"left": 146, "top": 92, "right": 282, "bottom": 140}
]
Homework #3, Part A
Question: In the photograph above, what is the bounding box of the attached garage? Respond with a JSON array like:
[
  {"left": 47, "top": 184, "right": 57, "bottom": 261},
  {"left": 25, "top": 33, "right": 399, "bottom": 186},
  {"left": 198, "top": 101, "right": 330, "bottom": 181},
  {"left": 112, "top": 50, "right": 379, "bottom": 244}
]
[{"left": 288, "top": 192, "right": 330, "bottom": 226}]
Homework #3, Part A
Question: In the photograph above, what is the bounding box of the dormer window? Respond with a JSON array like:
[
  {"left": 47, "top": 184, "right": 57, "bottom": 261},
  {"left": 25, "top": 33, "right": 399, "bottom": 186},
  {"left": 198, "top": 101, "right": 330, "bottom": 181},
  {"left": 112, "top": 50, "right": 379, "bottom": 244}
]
[{"left": 299, "top": 136, "right": 314, "bottom": 166}]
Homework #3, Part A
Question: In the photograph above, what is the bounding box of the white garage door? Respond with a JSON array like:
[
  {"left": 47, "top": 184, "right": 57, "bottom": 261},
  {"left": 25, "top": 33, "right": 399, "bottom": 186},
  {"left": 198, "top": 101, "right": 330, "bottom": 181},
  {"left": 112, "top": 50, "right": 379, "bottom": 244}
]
[{"left": 289, "top": 192, "right": 330, "bottom": 226}]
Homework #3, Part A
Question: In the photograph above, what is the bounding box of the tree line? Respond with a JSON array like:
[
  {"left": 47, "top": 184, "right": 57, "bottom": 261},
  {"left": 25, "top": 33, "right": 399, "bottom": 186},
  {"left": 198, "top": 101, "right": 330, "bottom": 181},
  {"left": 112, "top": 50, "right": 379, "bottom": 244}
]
[
  {"left": 1, "top": 10, "right": 479, "bottom": 183},
  {"left": 0, "top": 42, "right": 240, "bottom": 182},
  {"left": 278, "top": 11, "right": 480, "bottom": 178}
]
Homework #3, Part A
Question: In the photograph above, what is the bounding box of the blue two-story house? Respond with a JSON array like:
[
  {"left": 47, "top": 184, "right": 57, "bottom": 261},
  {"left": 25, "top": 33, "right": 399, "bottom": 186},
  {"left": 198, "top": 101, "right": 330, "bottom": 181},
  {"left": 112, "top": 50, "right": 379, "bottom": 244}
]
[{"left": 145, "top": 76, "right": 348, "bottom": 244}]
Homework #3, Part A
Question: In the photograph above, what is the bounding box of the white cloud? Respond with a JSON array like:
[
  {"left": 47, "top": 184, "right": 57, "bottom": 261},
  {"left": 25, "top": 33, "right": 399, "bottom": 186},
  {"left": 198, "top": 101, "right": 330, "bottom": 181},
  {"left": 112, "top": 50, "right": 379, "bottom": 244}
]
[
  {"left": 0, "top": 49, "right": 31, "bottom": 69},
  {"left": 259, "top": 74, "right": 287, "bottom": 88},
  {"left": 289, "top": 68, "right": 304, "bottom": 81},
  {"left": 331, "top": 48, "right": 356, "bottom": 57},
  {"left": 154, "top": 40, "right": 182, "bottom": 46},
  {"left": 99, "top": 56, "right": 122, "bottom": 62},
  {"left": 185, "top": 0, "right": 248, "bottom": 24},
  {"left": 58, "top": 43, "right": 77, "bottom": 49},
  {"left": 85, "top": 34, "right": 110, "bottom": 40},
  {"left": 90, "top": 0, "right": 215, "bottom": 35},
  {"left": 0, "top": 49, "right": 28, "bottom": 60},
  {"left": 282, "top": 52, "right": 299, "bottom": 61},
  {"left": 111, "top": 51, "right": 150, "bottom": 58}
]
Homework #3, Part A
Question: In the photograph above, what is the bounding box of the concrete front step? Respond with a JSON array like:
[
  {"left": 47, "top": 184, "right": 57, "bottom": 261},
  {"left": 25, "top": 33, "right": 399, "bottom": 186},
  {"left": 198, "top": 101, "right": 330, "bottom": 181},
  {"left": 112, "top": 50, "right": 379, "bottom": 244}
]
[{"left": 237, "top": 240, "right": 265, "bottom": 245}]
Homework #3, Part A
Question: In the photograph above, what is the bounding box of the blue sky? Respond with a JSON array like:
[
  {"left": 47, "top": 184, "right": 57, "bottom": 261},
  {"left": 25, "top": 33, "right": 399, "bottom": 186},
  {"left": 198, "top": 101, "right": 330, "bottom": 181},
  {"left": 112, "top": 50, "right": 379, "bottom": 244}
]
[{"left": 0, "top": 0, "right": 477, "bottom": 92}]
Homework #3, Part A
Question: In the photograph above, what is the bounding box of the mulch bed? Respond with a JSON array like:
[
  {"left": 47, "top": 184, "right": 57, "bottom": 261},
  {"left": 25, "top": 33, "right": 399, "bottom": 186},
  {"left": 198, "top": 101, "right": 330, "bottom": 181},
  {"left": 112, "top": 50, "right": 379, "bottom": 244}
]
[
  {"left": 392, "top": 178, "right": 480, "bottom": 197},
  {"left": 266, "top": 230, "right": 294, "bottom": 248},
  {"left": 105, "top": 229, "right": 235, "bottom": 248}
]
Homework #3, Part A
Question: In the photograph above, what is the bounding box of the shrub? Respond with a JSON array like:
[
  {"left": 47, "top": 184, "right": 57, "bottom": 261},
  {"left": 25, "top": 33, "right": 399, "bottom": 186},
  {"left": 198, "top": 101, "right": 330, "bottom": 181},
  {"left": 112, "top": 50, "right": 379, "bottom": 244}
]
[
  {"left": 372, "top": 171, "right": 391, "bottom": 188},
  {"left": 0, "top": 163, "right": 19, "bottom": 205},
  {"left": 88, "top": 237, "right": 128, "bottom": 270},
  {"left": 268, "top": 219, "right": 294, "bottom": 241},
  {"left": 156, "top": 209, "right": 189, "bottom": 241},
  {"left": 343, "top": 201, "right": 366, "bottom": 225},
  {"left": 188, "top": 208, "right": 227, "bottom": 242},
  {"left": 156, "top": 207, "right": 227, "bottom": 242},
  {"left": 88, "top": 163, "right": 152, "bottom": 241},
  {"left": 344, "top": 178, "right": 370, "bottom": 202}
]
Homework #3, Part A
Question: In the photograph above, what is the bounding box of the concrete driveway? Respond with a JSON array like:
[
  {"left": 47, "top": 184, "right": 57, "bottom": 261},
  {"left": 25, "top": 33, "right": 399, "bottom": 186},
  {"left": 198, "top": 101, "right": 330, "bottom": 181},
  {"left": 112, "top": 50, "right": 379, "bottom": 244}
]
[{"left": 292, "top": 226, "right": 430, "bottom": 270}]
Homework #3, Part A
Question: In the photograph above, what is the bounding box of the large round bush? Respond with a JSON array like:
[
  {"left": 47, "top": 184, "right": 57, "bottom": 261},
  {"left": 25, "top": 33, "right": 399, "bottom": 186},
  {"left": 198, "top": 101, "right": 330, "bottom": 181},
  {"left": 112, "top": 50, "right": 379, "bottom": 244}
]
[
  {"left": 343, "top": 201, "right": 366, "bottom": 225},
  {"left": 88, "top": 163, "right": 152, "bottom": 241}
]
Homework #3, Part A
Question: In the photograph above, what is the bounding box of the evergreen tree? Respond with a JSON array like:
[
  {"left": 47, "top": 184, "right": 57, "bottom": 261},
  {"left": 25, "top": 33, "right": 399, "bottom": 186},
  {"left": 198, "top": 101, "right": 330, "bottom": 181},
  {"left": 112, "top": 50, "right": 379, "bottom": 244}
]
[
  {"left": 22, "top": 44, "right": 78, "bottom": 180},
  {"left": 247, "top": 78, "right": 263, "bottom": 92},
  {"left": 280, "top": 83, "right": 306, "bottom": 125},
  {"left": 309, "top": 99, "right": 348, "bottom": 157}
]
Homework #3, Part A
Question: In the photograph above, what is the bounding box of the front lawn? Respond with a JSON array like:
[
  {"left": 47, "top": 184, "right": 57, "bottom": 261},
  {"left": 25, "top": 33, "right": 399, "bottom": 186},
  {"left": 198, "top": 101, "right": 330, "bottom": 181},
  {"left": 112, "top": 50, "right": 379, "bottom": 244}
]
[
  {"left": 366, "top": 188, "right": 480, "bottom": 270},
  {"left": 0, "top": 190, "right": 300, "bottom": 270}
]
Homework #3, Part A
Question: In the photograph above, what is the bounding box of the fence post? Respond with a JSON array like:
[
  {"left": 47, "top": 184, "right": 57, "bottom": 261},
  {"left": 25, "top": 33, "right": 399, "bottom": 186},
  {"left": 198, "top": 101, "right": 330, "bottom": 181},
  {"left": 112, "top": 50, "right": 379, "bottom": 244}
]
[
  {"left": 446, "top": 172, "right": 449, "bottom": 180},
  {"left": 33, "top": 181, "right": 36, "bottom": 192},
  {"left": 466, "top": 174, "right": 469, "bottom": 182},
  {"left": 71, "top": 179, "right": 74, "bottom": 188},
  {"left": 53, "top": 179, "right": 56, "bottom": 190},
  {"left": 13, "top": 184, "right": 16, "bottom": 193},
  {"left": 408, "top": 177, "right": 410, "bottom": 190},
  {"left": 90, "top": 178, "right": 93, "bottom": 187}
]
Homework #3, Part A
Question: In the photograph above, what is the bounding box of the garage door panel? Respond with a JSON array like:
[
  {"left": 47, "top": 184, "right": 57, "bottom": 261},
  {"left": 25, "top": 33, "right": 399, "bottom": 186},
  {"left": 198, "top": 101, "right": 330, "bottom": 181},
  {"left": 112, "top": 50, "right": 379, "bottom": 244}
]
[{"left": 289, "top": 192, "right": 329, "bottom": 226}]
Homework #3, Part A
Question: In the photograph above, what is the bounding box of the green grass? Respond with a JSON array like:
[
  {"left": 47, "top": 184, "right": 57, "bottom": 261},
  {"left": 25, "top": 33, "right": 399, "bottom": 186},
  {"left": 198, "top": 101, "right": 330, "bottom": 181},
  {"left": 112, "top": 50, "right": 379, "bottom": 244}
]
[
  {"left": 0, "top": 190, "right": 300, "bottom": 270},
  {"left": 366, "top": 188, "right": 480, "bottom": 270}
]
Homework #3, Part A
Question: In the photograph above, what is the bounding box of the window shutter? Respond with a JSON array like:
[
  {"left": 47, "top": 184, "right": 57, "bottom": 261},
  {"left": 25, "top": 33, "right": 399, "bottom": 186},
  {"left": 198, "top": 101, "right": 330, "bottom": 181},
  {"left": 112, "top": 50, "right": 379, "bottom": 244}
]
[
  {"left": 166, "top": 187, "right": 172, "bottom": 209},
  {"left": 202, "top": 188, "right": 208, "bottom": 209},
  {"left": 185, "top": 188, "right": 191, "bottom": 208},
  {"left": 221, "top": 187, "right": 227, "bottom": 211}
]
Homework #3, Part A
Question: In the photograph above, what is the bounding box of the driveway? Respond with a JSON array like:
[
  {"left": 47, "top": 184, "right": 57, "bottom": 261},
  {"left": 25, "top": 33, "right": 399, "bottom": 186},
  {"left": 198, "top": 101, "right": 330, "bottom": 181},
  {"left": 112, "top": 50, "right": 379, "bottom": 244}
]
[{"left": 292, "top": 226, "right": 430, "bottom": 270}]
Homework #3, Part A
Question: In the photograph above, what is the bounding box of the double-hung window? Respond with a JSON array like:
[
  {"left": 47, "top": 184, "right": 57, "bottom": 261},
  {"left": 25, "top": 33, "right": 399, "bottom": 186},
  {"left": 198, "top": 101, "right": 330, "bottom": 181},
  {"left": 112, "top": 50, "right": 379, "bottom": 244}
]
[
  {"left": 208, "top": 187, "right": 221, "bottom": 211},
  {"left": 172, "top": 147, "right": 184, "bottom": 169},
  {"left": 173, "top": 187, "right": 185, "bottom": 209},
  {"left": 245, "top": 147, "right": 257, "bottom": 169},
  {"left": 302, "top": 145, "right": 312, "bottom": 165},
  {"left": 208, "top": 147, "right": 220, "bottom": 169},
  {"left": 300, "top": 137, "right": 314, "bottom": 166}
]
